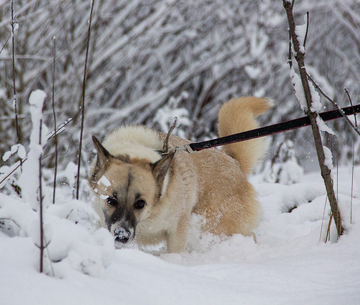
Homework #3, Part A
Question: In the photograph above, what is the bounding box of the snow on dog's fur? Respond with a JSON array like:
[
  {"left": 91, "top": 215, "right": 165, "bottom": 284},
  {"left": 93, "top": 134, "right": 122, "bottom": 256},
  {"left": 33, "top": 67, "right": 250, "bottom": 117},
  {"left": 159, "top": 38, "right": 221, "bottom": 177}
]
[{"left": 89, "top": 97, "right": 272, "bottom": 253}]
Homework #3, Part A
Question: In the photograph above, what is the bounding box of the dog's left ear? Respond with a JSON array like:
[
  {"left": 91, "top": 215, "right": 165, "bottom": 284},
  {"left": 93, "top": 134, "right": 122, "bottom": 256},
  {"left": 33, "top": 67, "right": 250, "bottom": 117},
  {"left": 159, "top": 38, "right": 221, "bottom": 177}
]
[{"left": 151, "top": 151, "right": 175, "bottom": 189}]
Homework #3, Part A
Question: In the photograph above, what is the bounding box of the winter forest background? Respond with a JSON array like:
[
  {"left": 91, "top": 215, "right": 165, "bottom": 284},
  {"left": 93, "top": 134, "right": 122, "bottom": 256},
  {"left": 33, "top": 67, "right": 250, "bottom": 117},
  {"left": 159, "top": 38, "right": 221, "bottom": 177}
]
[
  {"left": 1, "top": 0, "right": 360, "bottom": 177},
  {"left": 1, "top": 1, "right": 360, "bottom": 304}
]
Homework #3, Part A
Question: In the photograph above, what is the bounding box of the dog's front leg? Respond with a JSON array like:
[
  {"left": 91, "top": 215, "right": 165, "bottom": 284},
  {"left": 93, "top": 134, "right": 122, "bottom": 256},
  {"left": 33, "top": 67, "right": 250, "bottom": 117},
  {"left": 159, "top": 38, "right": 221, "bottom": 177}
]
[{"left": 166, "top": 214, "right": 189, "bottom": 253}]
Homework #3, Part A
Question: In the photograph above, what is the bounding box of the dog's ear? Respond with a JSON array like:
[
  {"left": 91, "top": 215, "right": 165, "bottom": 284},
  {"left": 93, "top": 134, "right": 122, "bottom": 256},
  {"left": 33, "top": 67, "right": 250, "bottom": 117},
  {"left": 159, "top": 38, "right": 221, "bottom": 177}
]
[
  {"left": 92, "top": 135, "right": 112, "bottom": 170},
  {"left": 151, "top": 151, "right": 175, "bottom": 189}
]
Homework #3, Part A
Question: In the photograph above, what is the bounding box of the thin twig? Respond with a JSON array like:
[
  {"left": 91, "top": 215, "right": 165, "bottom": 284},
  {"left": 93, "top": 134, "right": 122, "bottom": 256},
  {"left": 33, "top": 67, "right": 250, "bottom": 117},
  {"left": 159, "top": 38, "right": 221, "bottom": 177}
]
[
  {"left": 346, "top": 88, "right": 357, "bottom": 225},
  {"left": 0, "top": 33, "right": 11, "bottom": 55},
  {"left": 39, "top": 118, "right": 44, "bottom": 273},
  {"left": 34, "top": 239, "right": 51, "bottom": 250},
  {"left": 325, "top": 214, "right": 333, "bottom": 243},
  {"left": 287, "top": 28, "right": 292, "bottom": 69},
  {"left": 336, "top": 143, "right": 339, "bottom": 219},
  {"left": 52, "top": 36, "right": 57, "bottom": 205},
  {"left": 45, "top": 236, "right": 55, "bottom": 277},
  {"left": 345, "top": 88, "right": 358, "bottom": 127},
  {"left": 351, "top": 144, "right": 355, "bottom": 224},
  {"left": 0, "top": 218, "right": 21, "bottom": 229},
  {"left": 76, "top": 0, "right": 95, "bottom": 200},
  {"left": 0, "top": 118, "right": 73, "bottom": 186},
  {"left": 65, "top": 209, "right": 74, "bottom": 219},
  {"left": 11, "top": 0, "right": 20, "bottom": 144},
  {"left": 319, "top": 196, "right": 328, "bottom": 242},
  {"left": 163, "top": 117, "right": 177, "bottom": 153},
  {"left": 303, "top": 12, "right": 309, "bottom": 49},
  {"left": 47, "top": 117, "right": 73, "bottom": 140},
  {"left": 307, "top": 73, "right": 360, "bottom": 136}
]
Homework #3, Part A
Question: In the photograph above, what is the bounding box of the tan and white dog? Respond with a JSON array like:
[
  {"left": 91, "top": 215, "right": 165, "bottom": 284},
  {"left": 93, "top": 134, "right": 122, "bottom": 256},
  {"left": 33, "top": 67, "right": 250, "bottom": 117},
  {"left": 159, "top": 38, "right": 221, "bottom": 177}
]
[{"left": 89, "top": 97, "right": 272, "bottom": 253}]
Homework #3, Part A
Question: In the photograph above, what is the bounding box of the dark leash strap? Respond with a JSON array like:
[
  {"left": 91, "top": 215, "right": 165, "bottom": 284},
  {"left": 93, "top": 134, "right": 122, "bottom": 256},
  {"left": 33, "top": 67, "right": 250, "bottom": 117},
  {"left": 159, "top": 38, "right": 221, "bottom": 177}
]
[{"left": 180, "top": 104, "right": 360, "bottom": 153}]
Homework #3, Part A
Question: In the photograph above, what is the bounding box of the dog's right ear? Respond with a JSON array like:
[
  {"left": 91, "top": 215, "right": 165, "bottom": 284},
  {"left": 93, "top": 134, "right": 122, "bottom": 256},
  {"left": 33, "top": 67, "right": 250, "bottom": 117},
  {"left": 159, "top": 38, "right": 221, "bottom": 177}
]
[
  {"left": 92, "top": 135, "right": 112, "bottom": 170},
  {"left": 151, "top": 151, "right": 175, "bottom": 190}
]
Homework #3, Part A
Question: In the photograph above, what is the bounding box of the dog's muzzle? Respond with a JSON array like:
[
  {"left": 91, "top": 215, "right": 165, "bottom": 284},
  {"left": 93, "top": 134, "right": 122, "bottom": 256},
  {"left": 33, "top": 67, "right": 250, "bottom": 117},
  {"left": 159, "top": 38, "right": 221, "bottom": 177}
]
[{"left": 114, "top": 227, "right": 132, "bottom": 244}]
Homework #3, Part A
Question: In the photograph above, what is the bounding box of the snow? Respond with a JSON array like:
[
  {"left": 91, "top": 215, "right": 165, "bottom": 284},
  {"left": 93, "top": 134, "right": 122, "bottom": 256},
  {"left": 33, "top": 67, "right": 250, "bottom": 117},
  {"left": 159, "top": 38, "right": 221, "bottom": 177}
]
[
  {"left": 98, "top": 175, "right": 111, "bottom": 187},
  {"left": 295, "top": 15, "right": 307, "bottom": 54},
  {"left": 2, "top": 144, "right": 26, "bottom": 162},
  {"left": 323, "top": 146, "right": 334, "bottom": 170},
  {"left": 245, "top": 65, "right": 262, "bottom": 80},
  {"left": 289, "top": 66, "right": 323, "bottom": 114},
  {"left": 153, "top": 92, "right": 191, "bottom": 138},
  {"left": 13, "top": 22, "right": 19, "bottom": 33},
  {"left": 309, "top": 80, "right": 322, "bottom": 113},
  {"left": 263, "top": 140, "right": 304, "bottom": 185},
  {"left": 250, "top": 28, "right": 269, "bottom": 58},
  {"left": 1, "top": 166, "right": 360, "bottom": 304},
  {"left": 289, "top": 66, "right": 307, "bottom": 111},
  {"left": 316, "top": 116, "right": 335, "bottom": 135},
  {"left": 0, "top": 194, "right": 113, "bottom": 278},
  {"left": 17, "top": 90, "right": 48, "bottom": 210}
]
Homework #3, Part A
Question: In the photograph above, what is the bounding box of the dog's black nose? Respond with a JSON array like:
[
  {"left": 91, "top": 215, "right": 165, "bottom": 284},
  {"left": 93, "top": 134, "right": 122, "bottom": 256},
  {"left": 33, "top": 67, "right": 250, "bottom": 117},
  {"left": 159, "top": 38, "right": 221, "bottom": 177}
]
[{"left": 114, "top": 227, "right": 131, "bottom": 244}]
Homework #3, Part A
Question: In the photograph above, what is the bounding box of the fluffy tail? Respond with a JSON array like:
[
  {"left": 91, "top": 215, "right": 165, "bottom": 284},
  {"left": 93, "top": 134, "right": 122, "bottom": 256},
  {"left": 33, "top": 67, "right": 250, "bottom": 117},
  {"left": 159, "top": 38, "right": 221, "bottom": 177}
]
[{"left": 218, "top": 97, "right": 273, "bottom": 175}]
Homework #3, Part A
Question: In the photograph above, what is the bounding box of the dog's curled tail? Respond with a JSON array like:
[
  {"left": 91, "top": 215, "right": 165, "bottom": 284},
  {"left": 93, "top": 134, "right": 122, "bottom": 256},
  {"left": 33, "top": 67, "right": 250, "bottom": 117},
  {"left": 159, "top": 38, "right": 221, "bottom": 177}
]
[{"left": 218, "top": 97, "right": 273, "bottom": 175}]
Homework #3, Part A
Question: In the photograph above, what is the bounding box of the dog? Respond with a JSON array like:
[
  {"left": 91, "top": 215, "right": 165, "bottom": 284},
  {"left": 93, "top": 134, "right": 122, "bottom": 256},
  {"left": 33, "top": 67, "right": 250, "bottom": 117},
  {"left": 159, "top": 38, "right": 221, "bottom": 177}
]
[{"left": 89, "top": 97, "right": 272, "bottom": 253}]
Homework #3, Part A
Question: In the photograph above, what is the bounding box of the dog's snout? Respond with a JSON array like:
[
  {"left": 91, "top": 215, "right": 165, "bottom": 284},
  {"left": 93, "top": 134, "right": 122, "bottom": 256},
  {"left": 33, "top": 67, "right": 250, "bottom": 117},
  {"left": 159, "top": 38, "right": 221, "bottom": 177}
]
[{"left": 114, "top": 227, "right": 131, "bottom": 244}]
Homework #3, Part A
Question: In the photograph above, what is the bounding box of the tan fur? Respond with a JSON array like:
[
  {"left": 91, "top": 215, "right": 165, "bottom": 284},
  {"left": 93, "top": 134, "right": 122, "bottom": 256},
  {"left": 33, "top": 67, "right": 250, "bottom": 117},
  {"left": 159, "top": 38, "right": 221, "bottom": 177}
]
[
  {"left": 218, "top": 97, "right": 273, "bottom": 175},
  {"left": 89, "top": 97, "right": 272, "bottom": 253}
]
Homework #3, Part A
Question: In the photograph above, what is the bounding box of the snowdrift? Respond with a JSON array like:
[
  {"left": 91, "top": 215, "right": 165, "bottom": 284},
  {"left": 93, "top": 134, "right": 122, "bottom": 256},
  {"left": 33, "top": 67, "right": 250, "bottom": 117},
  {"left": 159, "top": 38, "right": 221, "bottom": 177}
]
[{"left": 1, "top": 166, "right": 360, "bottom": 305}]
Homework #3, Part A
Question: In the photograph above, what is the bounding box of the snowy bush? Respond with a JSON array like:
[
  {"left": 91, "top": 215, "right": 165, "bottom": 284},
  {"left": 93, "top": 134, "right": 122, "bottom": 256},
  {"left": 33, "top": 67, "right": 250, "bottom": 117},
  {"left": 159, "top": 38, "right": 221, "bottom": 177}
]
[
  {"left": 153, "top": 92, "right": 191, "bottom": 138},
  {"left": 263, "top": 140, "right": 304, "bottom": 185},
  {"left": 0, "top": 194, "right": 114, "bottom": 277},
  {"left": 0, "top": 90, "right": 114, "bottom": 277}
]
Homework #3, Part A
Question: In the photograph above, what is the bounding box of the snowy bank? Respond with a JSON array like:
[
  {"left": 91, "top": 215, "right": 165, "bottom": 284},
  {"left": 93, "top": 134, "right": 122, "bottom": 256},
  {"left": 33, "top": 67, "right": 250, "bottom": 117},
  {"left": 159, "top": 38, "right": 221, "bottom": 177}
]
[{"left": 1, "top": 166, "right": 360, "bottom": 305}]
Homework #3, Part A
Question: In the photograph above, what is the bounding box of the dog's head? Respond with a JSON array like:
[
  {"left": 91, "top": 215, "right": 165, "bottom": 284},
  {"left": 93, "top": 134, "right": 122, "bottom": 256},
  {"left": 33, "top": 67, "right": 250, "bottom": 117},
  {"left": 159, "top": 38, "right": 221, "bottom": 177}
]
[{"left": 89, "top": 135, "right": 175, "bottom": 246}]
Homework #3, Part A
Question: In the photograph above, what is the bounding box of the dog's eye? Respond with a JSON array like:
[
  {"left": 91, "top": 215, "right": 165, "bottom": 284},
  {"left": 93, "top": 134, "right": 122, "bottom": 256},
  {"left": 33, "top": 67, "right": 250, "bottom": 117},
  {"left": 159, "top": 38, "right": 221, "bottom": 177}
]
[
  {"left": 106, "top": 197, "right": 118, "bottom": 207},
  {"left": 134, "top": 199, "right": 146, "bottom": 210}
]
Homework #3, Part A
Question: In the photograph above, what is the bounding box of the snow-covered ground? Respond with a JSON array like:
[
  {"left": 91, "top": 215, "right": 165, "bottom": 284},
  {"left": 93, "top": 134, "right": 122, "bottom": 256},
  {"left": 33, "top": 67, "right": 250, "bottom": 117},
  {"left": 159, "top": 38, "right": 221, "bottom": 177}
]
[{"left": 1, "top": 166, "right": 360, "bottom": 305}]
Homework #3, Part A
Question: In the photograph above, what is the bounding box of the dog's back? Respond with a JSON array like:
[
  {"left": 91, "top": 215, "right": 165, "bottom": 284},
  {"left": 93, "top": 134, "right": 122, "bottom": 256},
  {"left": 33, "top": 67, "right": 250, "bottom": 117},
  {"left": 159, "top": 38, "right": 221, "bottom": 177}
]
[{"left": 184, "top": 97, "right": 272, "bottom": 237}]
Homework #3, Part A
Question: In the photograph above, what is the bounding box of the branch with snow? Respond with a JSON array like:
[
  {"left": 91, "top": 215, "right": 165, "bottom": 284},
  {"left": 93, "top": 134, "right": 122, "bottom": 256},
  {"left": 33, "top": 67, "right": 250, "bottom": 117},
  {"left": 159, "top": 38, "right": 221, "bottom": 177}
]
[
  {"left": 17, "top": 90, "right": 47, "bottom": 210},
  {"left": 283, "top": 0, "right": 343, "bottom": 237}
]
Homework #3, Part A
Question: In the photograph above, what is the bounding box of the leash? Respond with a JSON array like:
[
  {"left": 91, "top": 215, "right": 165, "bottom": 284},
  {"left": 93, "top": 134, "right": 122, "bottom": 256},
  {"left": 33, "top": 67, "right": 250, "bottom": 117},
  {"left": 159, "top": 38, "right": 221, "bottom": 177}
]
[{"left": 173, "top": 104, "right": 360, "bottom": 153}]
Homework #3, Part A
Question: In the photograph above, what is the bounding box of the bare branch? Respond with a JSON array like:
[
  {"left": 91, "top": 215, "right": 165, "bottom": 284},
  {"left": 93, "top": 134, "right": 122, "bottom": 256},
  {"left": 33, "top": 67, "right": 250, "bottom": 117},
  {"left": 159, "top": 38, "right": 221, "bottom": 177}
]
[
  {"left": 0, "top": 218, "right": 21, "bottom": 229},
  {"left": 163, "top": 117, "right": 178, "bottom": 153},
  {"left": 287, "top": 28, "right": 293, "bottom": 69},
  {"left": 76, "top": 0, "right": 95, "bottom": 200},
  {"left": 38, "top": 118, "right": 44, "bottom": 273},
  {"left": 52, "top": 36, "right": 57, "bottom": 204},
  {"left": 345, "top": 88, "right": 358, "bottom": 128},
  {"left": 345, "top": 88, "right": 357, "bottom": 226},
  {"left": 303, "top": 12, "right": 310, "bottom": 48},
  {"left": 11, "top": 0, "right": 20, "bottom": 144},
  {"left": 283, "top": 0, "right": 343, "bottom": 237},
  {"left": 0, "top": 33, "right": 11, "bottom": 55},
  {"left": 307, "top": 73, "right": 360, "bottom": 136}
]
